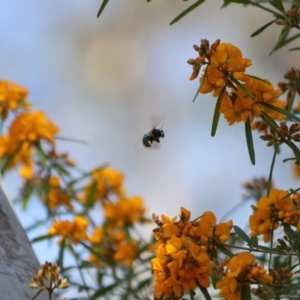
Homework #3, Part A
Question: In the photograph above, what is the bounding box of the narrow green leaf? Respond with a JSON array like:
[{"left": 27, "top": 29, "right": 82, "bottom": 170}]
[
  {"left": 245, "top": 118, "right": 255, "bottom": 165},
  {"left": 250, "top": 20, "right": 275, "bottom": 37},
  {"left": 55, "top": 136, "right": 88, "bottom": 145},
  {"left": 289, "top": 47, "right": 300, "bottom": 51},
  {"left": 192, "top": 86, "right": 201, "bottom": 103},
  {"left": 248, "top": 75, "right": 271, "bottom": 85},
  {"left": 97, "top": 0, "right": 109, "bottom": 18},
  {"left": 218, "top": 245, "right": 234, "bottom": 258},
  {"left": 31, "top": 234, "right": 53, "bottom": 243},
  {"left": 267, "top": 144, "right": 278, "bottom": 196},
  {"left": 288, "top": 141, "right": 300, "bottom": 165},
  {"left": 221, "top": 0, "right": 249, "bottom": 8},
  {"left": 250, "top": 235, "right": 258, "bottom": 247},
  {"left": 211, "top": 276, "right": 220, "bottom": 289},
  {"left": 283, "top": 224, "right": 298, "bottom": 240},
  {"left": 269, "top": 28, "right": 289, "bottom": 55},
  {"left": 275, "top": 33, "right": 300, "bottom": 51},
  {"left": 30, "top": 289, "right": 45, "bottom": 300},
  {"left": 233, "top": 225, "right": 251, "bottom": 243},
  {"left": 170, "top": 0, "right": 205, "bottom": 25},
  {"left": 211, "top": 86, "right": 225, "bottom": 136},
  {"left": 230, "top": 77, "right": 255, "bottom": 99},
  {"left": 34, "top": 143, "right": 48, "bottom": 169},
  {"left": 193, "top": 65, "right": 208, "bottom": 102},
  {"left": 196, "top": 282, "right": 212, "bottom": 300},
  {"left": 270, "top": 0, "right": 284, "bottom": 12},
  {"left": 261, "top": 111, "right": 279, "bottom": 129},
  {"left": 261, "top": 102, "right": 300, "bottom": 123},
  {"left": 241, "top": 284, "right": 251, "bottom": 300},
  {"left": 0, "top": 143, "right": 23, "bottom": 175}
]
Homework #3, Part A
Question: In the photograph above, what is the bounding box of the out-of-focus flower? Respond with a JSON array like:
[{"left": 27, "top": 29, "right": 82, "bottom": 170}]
[
  {"left": 0, "top": 80, "right": 30, "bottom": 120},
  {"left": 80, "top": 168, "right": 125, "bottom": 204},
  {"left": 48, "top": 216, "right": 89, "bottom": 245},
  {"left": 103, "top": 196, "right": 146, "bottom": 227}
]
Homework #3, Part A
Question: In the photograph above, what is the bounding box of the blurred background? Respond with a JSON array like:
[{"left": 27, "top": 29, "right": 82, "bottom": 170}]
[{"left": 0, "top": 0, "right": 299, "bottom": 263}]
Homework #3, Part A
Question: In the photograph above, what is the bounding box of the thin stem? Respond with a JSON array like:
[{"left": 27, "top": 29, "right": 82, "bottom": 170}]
[{"left": 246, "top": 0, "right": 284, "bottom": 16}]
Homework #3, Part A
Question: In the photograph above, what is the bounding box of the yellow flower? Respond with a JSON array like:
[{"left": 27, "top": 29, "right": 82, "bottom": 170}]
[
  {"left": 0, "top": 80, "right": 30, "bottom": 119},
  {"left": 0, "top": 110, "right": 59, "bottom": 179},
  {"left": 8, "top": 110, "right": 59, "bottom": 144},
  {"left": 88, "top": 227, "right": 104, "bottom": 245},
  {"left": 151, "top": 208, "right": 214, "bottom": 299},
  {"left": 103, "top": 196, "right": 146, "bottom": 227},
  {"left": 48, "top": 216, "right": 89, "bottom": 245},
  {"left": 216, "top": 252, "right": 272, "bottom": 300},
  {"left": 249, "top": 189, "right": 298, "bottom": 242},
  {"left": 113, "top": 240, "right": 136, "bottom": 267},
  {"left": 80, "top": 168, "right": 125, "bottom": 204},
  {"left": 44, "top": 176, "right": 73, "bottom": 210}
]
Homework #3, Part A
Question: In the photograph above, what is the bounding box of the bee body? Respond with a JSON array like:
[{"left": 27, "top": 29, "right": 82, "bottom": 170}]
[{"left": 142, "top": 128, "right": 165, "bottom": 147}]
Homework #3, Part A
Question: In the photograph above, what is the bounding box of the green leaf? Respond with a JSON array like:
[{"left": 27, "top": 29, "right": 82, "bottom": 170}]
[
  {"left": 230, "top": 77, "right": 255, "bottom": 99},
  {"left": 245, "top": 118, "right": 255, "bottom": 165},
  {"left": 267, "top": 144, "right": 278, "bottom": 196},
  {"left": 34, "top": 142, "right": 48, "bottom": 169},
  {"left": 233, "top": 225, "right": 251, "bottom": 244},
  {"left": 97, "top": 0, "right": 109, "bottom": 18},
  {"left": 289, "top": 47, "right": 300, "bottom": 51},
  {"left": 283, "top": 224, "right": 298, "bottom": 240},
  {"left": 241, "top": 284, "right": 251, "bottom": 300},
  {"left": 0, "top": 142, "right": 23, "bottom": 175},
  {"left": 55, "top": 136, "right": 88, "bottom": 145},
  {"left": 261, "top": 111, "right": 279, "bottom": 129},
  {"left": 196, "top": 282, "right": 212, "bottom": 300},
  {"left": 193, "top": 64, "right": 208, "bottom": 102},
  {"left": 31, "top": 234, "right": 53, "bottom": 243},
  {"left": 211, "top": 86, "right": 225, "bottom": 137},
  {"left": 250, "top": 235, "right": 258, "bottom": 247},
  {"left": 269, "top": 28, "right": 289, "bottom": 55},
  {"left": 170, "top": 0, "right": 205, "bottom": 25},
  {"left": 30, "top": 289, "right": 45, "bottom": 300},
  {"left": 211, "top": 275, "right": 220, "bottom": 289},
  {"left": 289, "top": 141, "right": 300, "bottom": 165},
  {"left": 261, "top": 102, "right": 300, "bottom": 123},
  {"left": 270, "top": 0, "right": 284, "bottom": 12},
  {"left": 250, "top": 20, "right": 275, "bottom": 37},
  {"left": 248, "top": 75, "right": 272, "bottom": 85},
  {"left": 218, "top": 244, "right": 234, "bottom": 258},
  {"left": 275, "top": 33, "right": 300, "bottom": 51},
  {"left": 221, "top": 0, "right": 249, "bottom": 8}
]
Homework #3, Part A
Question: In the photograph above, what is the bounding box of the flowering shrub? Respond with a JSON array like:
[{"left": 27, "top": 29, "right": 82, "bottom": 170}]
[{"left": 1, "top": 1, "right": 300, "bottom": 300}]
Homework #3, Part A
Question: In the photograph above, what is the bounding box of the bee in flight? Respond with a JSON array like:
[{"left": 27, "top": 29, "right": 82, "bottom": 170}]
[{"left": 142, "top": 124, "right": 165, "bottom": 147}]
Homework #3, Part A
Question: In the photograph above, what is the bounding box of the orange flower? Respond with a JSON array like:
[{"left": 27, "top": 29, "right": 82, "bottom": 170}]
[
  {"left": 103, "top": 196, "right": 146, "bottom": 227},
  {"left": 48, "top": 216, "right": 89, "bottom": 245},
  {"left": 216, "top": 252, "right": 273, "bottom": 300},
  {"left": 249, "top": 189, "right": 300, "bottom": 242}
]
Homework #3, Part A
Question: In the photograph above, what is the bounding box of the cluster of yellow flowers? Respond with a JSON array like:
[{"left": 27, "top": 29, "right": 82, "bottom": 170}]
[
  {"left": 151, "top": 208, "right": 234, "bottom": 298},
  {"left": 48, "top": 167, "right": 147, "bottom": 268},
  {"left": 188, "top": 39, "right": 285, "bottom": 125},
  {"left": 0, "top": 80, "right": 148, "bottom": 272},
  {"left": 249, "top": 189, "right": 300, "bottom": 242},
  {"left": 150, "top": 198, "right": 298, "bottom": 300},
  {"left": 0, "top": 80, "right": 59, "bottom": 180}
]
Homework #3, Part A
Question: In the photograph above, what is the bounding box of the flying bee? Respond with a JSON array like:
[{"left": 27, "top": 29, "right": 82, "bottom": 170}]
[{"left": 142, "top": 124, "right": 165, "bottom": 147}]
